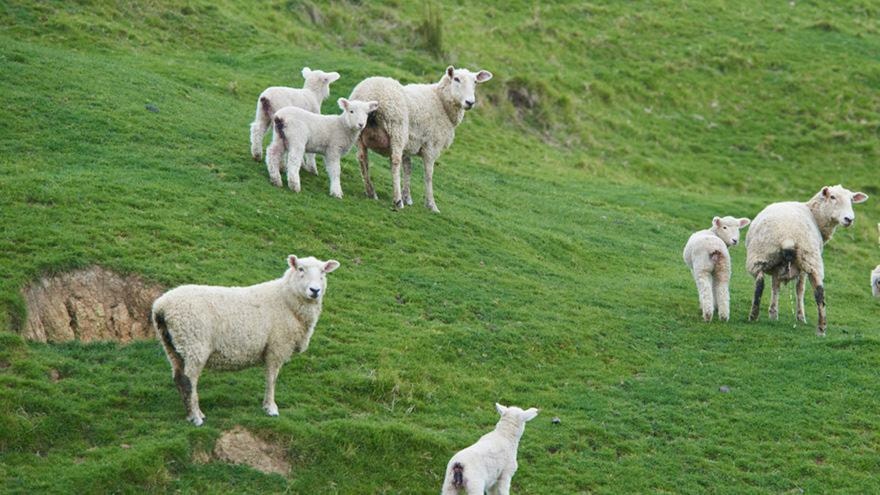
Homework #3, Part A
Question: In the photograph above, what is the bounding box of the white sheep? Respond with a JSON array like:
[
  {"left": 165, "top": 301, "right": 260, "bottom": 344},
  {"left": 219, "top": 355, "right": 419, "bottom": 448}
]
[
  {"left": 249, "top": 67, "right": 340, "bottom": 174},
  {"left": 441, "top": 403, "right": 538, "bottom": 495},
  {"left": 872, "top": 265, "right": 880, "bottom": 298},
  {"left": 349, "top": 66, "right": 493, "bottom": 212},
  {"left": 151, "top": 255, "right": 340, "bottom": 425},
  {"left": 265, "top": 98, "right": 378, "bottom": 197},
  {"left": 745, "top": 185, "right": 868, "bottom": 335},
  {"left": 683, "top": 216, "right": 751, "bottom": 322}
]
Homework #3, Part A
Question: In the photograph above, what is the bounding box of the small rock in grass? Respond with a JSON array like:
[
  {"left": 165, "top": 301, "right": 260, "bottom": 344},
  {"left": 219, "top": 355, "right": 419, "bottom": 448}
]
[
  {"left": 719, "top": 385, "right": 730, "bottom": 393},
  {"left": 552, "top": 417, "right": 561, "bottom": 425},
  {"left": 145, "top": 103, "right": 159, "bottom": 113}
]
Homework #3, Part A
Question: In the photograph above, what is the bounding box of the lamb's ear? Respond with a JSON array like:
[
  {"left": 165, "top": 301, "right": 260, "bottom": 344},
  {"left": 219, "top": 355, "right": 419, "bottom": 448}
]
[
  {"left": 367, "top": 101, "right": 380, "bottom": 112},
  {"left": 287, "top": 255, "right": 298, "bottom": 269},
  {"left": 301, "top": 67, "right": 312, "bottom": 78},
  {"left": 326, "top": 71, "right": 340, "bottom": 83},
  {"left": 323, "top": 260, "right": 340, "bottom": 273},
  {"left": 475, "top": 70, "right": 493, "bottom": 83},
  {"left": 521, "top": 408, "right": 539, "bottom": 422},
  {"left": 495, "top": 403, "right": 508, "bottom": 415},
  {"left": 738, "top": 218, "right": 751, "bottom": 228},
  {"left": 713, "top": 216, "right": 722, "bottom": 228},
  {"left": 852, "top": 192, "right": 869, "bottom": 203},
  {"left": 446, "top": 65, "right": 455, "bottom": 79},
  {"left": 338, "top": 97, "right": 349, "bottom": 111},
  {"left": 822, "top": 186, "right": 831, "bottom": 198}
]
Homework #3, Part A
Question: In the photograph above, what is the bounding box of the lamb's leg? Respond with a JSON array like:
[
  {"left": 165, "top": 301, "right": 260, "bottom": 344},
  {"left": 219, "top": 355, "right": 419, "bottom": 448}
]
[
  {"left": 263, "top": 362, "right": 282, "bottom": 417},
  {"left": 695, "top": 273, "right": 714, "bottom": 322},
  {"left": 714, "top": 275, "right": 730, "bottom": 322},
  {"left": 390, "top": 149, "right": 404, "bottom": 209},
  {"left": 749, "top": 272, "right": 764, "bottom": 321},
  {"left": 809, "top": 272, "right": 826, "bottom": 336},
  {"left": 357, "top": 138, "right": 378, "bottom": 199},
  {"left": 304, "top": 153, "right": 319, "bottom": 175},
  {"left": 265, "top": 133, "right": 286, "bottom": 187},
  {"left": 768, "top": 275, "right": 781, "bottom": 320},
  {"left": 250, "top": 115, "right": 269, "bottom": 162},
  {"left": 401, "top": 155, "right": 413, "bottom": 206},
  {"left": 423, "top": 153, "right": 440, "bottom": 213},
  {"left": 325, "top": 153, "right": 343, "bottom": 198},
  {"left": 286, "top": 145, "right": 305, "bottom": 192},
  {"left": 182, "top": 359, "right": 206, "bottom": 426},
  {"left": 494, "top": 475, "right": 513, "bottom": 495},
  {"left": 465, "top": 480, "right": 485, "bottom": 495},
  {"left": 795, "top": 274, "right": 807, "bottom": 323}
]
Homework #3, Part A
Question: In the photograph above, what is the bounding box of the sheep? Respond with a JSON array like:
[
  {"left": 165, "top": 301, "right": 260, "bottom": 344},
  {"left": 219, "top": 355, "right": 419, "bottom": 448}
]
[
  {"left": 265, "top": 98, "right": 379, "bottom": 197},
  {"left": 249, "top": 67, "right": 341, "bottom": 175},
  {"left": 349, "top": 66, "right": 493, "bottom": 212},
  {"left": 683, "top": 216, "right": 751, "bottom": 322},
  {"left": 441, "top": 403, "right": 538, "bottom": 495},
  {"left": 872, "top": 265, "right": 880, "bottom": 298},
  {"left": 745, "top": 185, "right": 868, "bottom": 335},
  {"left": 151, "top": 255, "right": 340, "bottom": 425}
]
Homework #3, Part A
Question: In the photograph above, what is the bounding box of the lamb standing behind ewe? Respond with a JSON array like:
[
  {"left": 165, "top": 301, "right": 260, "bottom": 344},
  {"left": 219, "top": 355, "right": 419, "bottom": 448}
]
[
  {"left": 151, "top": 255, "right": 340, "bottom": 425},
  {"left": 441, "top": 403, "right": 538, "bottom": 495},
  {"left": 872, "top": 265, "right": 880, "bottom": 298},
  {"left": 745, "top": 185, "right": 868, "bottom": 335},
  {"left": 683, "top": 216, "right": 751, "bottom": 322},
  {"left": 265, "top": 98, "right": 378, "bottom": 197},
  {"left": 349, "top": 66, "right": 492, "bottom": 212},
  {"left": 249, "top": 67, "right": 341, "bottom": 173}
]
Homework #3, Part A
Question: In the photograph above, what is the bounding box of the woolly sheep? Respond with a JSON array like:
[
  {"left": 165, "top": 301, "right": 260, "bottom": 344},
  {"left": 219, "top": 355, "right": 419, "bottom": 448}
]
[
  {"left": 441, "top": 403, "right": 538, "bottom": 495},
  {"left": 349, "top": 66, "right": 493, "bottom": 212},
  {"left": 872, "top": 265, "right": 880, "bottom": 298},
  {"left": 265, "top": 98, "right": 379, "bottom": 197},
  {"left": 249, "top": 67, "right": 341, "bottom": 174},
  {"left": 151, "top": 255, "right": 340, "bottom": 425},
  {"left": 745, "top": 185, "right": 868, "bottom": 335},
  {"left": 683, "top": 216, "right": 750, "bottom": 322}
]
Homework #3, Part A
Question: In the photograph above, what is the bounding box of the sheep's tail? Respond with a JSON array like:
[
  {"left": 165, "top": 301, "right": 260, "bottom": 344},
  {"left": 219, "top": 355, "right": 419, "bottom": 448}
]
[
  {"left": 153, "top": 308, "right": 184, "bottom": 372},
  {"left": 260, "top": 96, "right": 273, "bottom": 122},
  {"left": 451, "top": 462, "right": 465, "bottom": 489},
  {"left": 780, "top": 239, "right": 797, "bottom": 278},
  {"left": 274, "top": 115, "right": 288, "bottom": 149},
  {"left": 709, "top": 249, "right": 725, "bottom": 264},
  {"left": 366, "top": 109, "right": 379, "bottom": 128}
]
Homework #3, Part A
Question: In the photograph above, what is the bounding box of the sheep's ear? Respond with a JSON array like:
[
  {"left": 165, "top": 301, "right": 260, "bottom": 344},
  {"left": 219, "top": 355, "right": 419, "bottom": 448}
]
[
  {"left": 338, "top": 98, "right": 349, "bottom": 111},
  {"left": 712, "top": 216, "right": 721, "bottom": 228},
  {"left": 822, "top": 186, "right": 831, "bottom": 198},
  {"left": 738, "top": 218, "right": 751, "bottom": 228},
  {"left": 367, "top": 101, "right": 380, "bottom": 112},
  {"left": 475, "top": 70, "right": 493, "bottom": 83},
  {"left": 852, "top": 192, "right": 868, "bottom": 203},
  {"left": 323, "top": 260, "right": 340, "bottom": 273},
  {"left": 495, "top": 403, "right": 508, "bottom": 415},
  {"left": 301, "top": 67, "right": 312, "bottom": 78},
  {"left": 287, "top": 255, "right": 298, "bottom": 269},
  {"left": 521, "top": 408, "right": 539, "bottom": 422},
  {"left": 326, "top": 72, "right": 340, "bottom": 83},
  {"left": 446, "top": 65, "right": 455, "bottom": 79}
]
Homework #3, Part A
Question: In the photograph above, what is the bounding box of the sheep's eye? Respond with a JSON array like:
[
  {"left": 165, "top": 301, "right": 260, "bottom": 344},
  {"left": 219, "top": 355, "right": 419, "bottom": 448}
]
[
  {"left": 297, "top": 267, "right": 304, "bottom": 273},
  {"left": 453, "top": 77, "right": 460, "bottom": 83},
  {"left": 830, "top": 195, "right": 836, "bottom": 200},
  {"left": 349, "top": 110, "right": 353, "bottom": 113},
  {"left": 722, "top": 226, "right": 727, "bottom": 230}
]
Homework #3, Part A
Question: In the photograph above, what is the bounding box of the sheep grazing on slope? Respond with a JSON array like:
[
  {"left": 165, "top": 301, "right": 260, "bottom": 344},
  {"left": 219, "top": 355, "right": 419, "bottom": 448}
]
[
  {"left": 441, "top": 403, "right": 538, "bottom": 495},
  {"left": 151, "top": 255, "right": 340, "bottom": 425},
  {"left": 683, "top": 216, "right": 751, "bottom": 322},
  {"left": 872, "top": 265, "right": 880, "bottom": 298},
  {"left": 349, "top": 66, "right": 493, "bottom": 212},
  {"left": 745, "top": 185, "right": 868, "bottom": 335},
  {"left": 265, "top": 98, "right": 379, "bottom": 197},
  {"left": 249, "top": 67, "right": 341, "bottom": 173}
]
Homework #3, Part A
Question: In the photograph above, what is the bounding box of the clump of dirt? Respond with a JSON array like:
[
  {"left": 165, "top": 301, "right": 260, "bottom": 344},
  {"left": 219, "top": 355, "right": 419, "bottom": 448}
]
[
  {"left": 21, "top": 266, "right": 164, "bottom": 343},
  {"left": 208, "top": 426, "right": 290, "bottom": 476}
]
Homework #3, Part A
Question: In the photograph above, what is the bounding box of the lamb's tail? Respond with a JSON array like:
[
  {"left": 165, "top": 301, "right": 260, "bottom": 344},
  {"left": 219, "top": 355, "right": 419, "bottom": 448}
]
[
  {"left": 274, "top": 115, "right": 288, "bottom": 148},
  {"left": 451, "top": 462, "right": 465, "bottom": 489},
  {"left": 153, "top": 308, "right": 183, "bottom": 373},
  {"left": 709, "top": 249, "right": 725, "bottom": 264},
  {"left": 260, "top": 96, "right": 273, "bottom": 122}
]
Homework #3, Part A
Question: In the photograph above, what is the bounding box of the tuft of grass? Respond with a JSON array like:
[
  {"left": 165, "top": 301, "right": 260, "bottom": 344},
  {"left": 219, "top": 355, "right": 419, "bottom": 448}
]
[{"left": 417, "top": 3, "right": 445, "bottom": 59}]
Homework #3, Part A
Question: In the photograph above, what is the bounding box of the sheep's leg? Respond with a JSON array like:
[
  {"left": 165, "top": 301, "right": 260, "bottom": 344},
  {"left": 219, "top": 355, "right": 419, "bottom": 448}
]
[
  {"left": 263, "top": 362, "right": 282, "bottom": 417},
  {"left": 390, "top": 150, "right": 404, "bottom": 209},
  {"left": 494, "top": 475, "right": 513, "bottom": 495},
  {"left": 357, "top": 139, "right": 378, "bottom": 200},
  {"left": 795, "top": 274, "right": 807, "bottom": 323},
  {"left": 401, "top": 155, "right": 413, "bottom": 206},
  {"left": 286, "top": 145, "right": 305, "bottom": 192},
  {"left": 325, "top": 153, "right": 343, "bottom": 198},
  {"left": 422, "top": 154, "right": 441, "bottom": 213},
  {"left": 714, "top": 276, "right": 730, "bottom": 322},
  {"left": 749, "top": 272, "right": 764, "bottom": 321},
  {"left": 768, "top": 275, "right": 781, "bottom": 320},
  {"left": 465, "top": 480, "right": 485, "bottom": 495},
  {"left": 695, "top": 273, "right": 714, "bottom": 322},
  {"left": 265, "top": 134, "right": 286, "bottom": 188},
  {"left": 182, "top": 359, "right": 206, "bottom": 426},
  {"left": 304, "top": 153, "right": 319, "bottom": 175},
  {"left": 809, "top": 272, "right": 826, "bottom": 336},
  {"left": 250, "top": 115, "right": 269, "bottom": 162}
]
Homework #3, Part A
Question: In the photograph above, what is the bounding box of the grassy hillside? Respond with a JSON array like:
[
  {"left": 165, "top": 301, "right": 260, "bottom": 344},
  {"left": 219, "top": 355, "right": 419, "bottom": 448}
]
[{"left": 2, "top": 1, "right": 879, "bottom": 493}]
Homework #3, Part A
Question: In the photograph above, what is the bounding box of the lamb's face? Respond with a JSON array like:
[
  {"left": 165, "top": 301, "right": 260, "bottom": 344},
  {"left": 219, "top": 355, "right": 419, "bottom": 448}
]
[
  {"left": 711, "top": 216, "right": 750, "bottom": 247},
  {"left": 872, "top": 266, "right": 880, "bottom": 298},
  {"left": 285, "top": 255, "right": 340, "bottom": 302},
  {"left": 495, "top": 403, "right": 539, "bottom": 434},
  {"left": 338, "top": 98, "right": 379, "bottom": 131},
  {"left": 301, "top": 67, "right": 340, "bottom": 100},
  {"left": 444, "top": 66, "right": 493, "bottom": 110},
  {"left": 815, "top": 185, "right": 869, "bottom": 228}
]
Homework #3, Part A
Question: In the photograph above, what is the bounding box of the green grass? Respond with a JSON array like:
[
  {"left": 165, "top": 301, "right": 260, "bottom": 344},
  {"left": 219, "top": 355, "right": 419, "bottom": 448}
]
[{"left": 2, "top": 1, "right": 880, "bottom": 493}]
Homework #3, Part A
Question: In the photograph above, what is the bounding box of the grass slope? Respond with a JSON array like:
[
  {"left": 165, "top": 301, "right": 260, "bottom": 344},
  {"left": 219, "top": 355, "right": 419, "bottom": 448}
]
[{"left": 1, "top": 1, "right": 879, "bottom": 493}]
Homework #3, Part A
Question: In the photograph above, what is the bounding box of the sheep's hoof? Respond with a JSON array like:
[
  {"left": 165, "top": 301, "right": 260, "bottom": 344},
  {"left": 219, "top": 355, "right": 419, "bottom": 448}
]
[
  {"left": 797, "top": 314, "right": 807, "bottom": 323},
  {"left": 427, "top": 205, "right": 440, "bottom": 214},
  {"left": 269, "top": 178, "right": 282, "bottom": 188},
  {"left": 768, "top": 310, "right": 778, "bottom": 321},
  {"left": 393, "top": 199, "right": 404, "bottom": 210},
  {"left": 330, "top": 192, "right": 343, "bottom": 199},
  {"left": 252, "top": 154, "right": 262, "bottom": 162},
  {"left": 719, "top": 314, "right": 729, "bottom": 322},
  {"left": 365, "top": 190, "right": 378, "bottom": 200},
  {"left": 264, "top": 404, "right": 279, "bottom": 417},
  {"left": 288, "top": 184, "right": 301, "bottom": 193},
  {"left": 189, "top": 416, "right": 204, "bottom": 427},
  {"left": 404, "top": 195, "right": 413, "bottom": 206}
]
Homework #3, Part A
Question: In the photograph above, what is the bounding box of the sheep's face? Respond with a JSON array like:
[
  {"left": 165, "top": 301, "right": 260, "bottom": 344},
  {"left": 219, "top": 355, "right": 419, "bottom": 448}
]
[
  {"left": 814, "top": 185, "right": 869, "bottom": 228},
  {"left": 872, "top": 266, "right": 880, "bottom": 298},
  {"left": 495, "top": 403, "right": 539, "bottom": 435},
  {"left": 711, "top": 216, "right": 750, "bottom": 247},
  {"left": 443, "top": 66, "right": 493, "bottom": 110},
  {"left": 286, "top": 255, "right": 340, "bottom": 302},
  {"left": 301, "top": 67, "right": 341, "bottom": 101},
  {"left": 338, "top": 98, "right": 379, "bottom": 131}
]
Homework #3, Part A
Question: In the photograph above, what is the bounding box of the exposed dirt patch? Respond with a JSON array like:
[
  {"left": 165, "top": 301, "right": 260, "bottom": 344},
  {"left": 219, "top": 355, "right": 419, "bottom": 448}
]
[
  {"left": 21, "top": 266, "right": 164, "bottom": 343},
  {"left": 209, "top": 426, "right": 290, "bottom": 476}
]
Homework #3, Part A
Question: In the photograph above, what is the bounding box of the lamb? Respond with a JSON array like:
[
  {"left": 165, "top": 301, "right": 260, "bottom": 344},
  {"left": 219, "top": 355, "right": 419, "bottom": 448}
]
[
  {"left": 151, "top": 255, "right": 340, "bottom": 425},
  {"left": 745, "top": 185, "right": 868, "bottom": 335},
  {"left": 872, "top": 265, "right": 880, "bottom": 298},
  {"left": 265, "top": 98, "right": 378, "bottom": 197},
  {"left": 441, "top": 403, "right": 538, "bottom": 495},
  {"left": 249, "top": 67, "right": 341, "bottom": 174},
  {"left": 349, "top": 66, "right": 493, "bottom": 212},
  {"left": 683, "top": 216, "right": 751, "bottom": 322}
]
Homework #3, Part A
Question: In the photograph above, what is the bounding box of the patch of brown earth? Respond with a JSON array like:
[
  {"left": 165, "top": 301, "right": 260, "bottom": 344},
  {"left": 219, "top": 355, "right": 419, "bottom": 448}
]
[
  {"left": 21, "top": 266, "right": 163, "bottom": 343},
  {"left": 209, "top": 426, "right": 290, "bottom": 476}
]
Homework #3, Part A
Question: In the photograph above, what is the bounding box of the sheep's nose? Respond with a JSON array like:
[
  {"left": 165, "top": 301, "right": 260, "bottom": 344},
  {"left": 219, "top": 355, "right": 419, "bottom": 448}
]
[
  {"left": 843, "top": 217, "right": 854, "bottom": 226},
  {"left": 358, "top": 122, "right": 364, "bottom": 129},
  {"left": 309, "top": 287, "right": 321, "bottom": 298},
  {"left": 731, "top": 239, "right": 738, "bottom": 245},
  {"left": 464, "top": 100, "right": 475, "bottom": 109}
]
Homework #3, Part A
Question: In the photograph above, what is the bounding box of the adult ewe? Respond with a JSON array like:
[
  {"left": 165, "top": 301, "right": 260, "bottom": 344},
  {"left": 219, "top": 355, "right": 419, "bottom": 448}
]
[
  {"left": 683, "top": 216, "right": 750, "bottom": 322},
  {"left": 746, "top": 185, "right": 868, "bottom": 335},
  {"left": 872, "top": 265, "right": 880, "bottom": 298},
  {"left": 151, "top": 255, "right": 340, "bottom": 425},
  {"left": 349, "top": 66, "right": 492, "bottom": 212}
]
